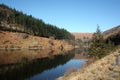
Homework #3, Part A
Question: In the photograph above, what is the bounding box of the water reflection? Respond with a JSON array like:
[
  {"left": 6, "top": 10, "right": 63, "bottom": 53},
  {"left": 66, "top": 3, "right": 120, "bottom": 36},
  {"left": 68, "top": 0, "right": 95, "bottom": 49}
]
[
  {"left": 0, "top": 49, "right": 78, "bottom": 80},
  {"left": 0, "top": 49, "right": 66, "bottom": 65},
  {"left": 28, "top": 59, "right": 86, "bottom": 80}
]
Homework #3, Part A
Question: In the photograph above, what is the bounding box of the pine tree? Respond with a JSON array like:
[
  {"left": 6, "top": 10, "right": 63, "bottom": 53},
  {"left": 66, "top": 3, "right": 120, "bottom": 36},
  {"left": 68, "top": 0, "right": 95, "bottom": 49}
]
[{"left": 88, "top": 25, "right": 106, "bottom": 58}]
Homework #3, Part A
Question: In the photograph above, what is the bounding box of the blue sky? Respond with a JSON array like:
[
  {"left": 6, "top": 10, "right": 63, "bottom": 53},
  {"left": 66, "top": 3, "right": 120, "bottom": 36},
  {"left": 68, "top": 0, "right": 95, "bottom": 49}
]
[{"left": 0, "top": 0, "right": 120, "bottom": 32}]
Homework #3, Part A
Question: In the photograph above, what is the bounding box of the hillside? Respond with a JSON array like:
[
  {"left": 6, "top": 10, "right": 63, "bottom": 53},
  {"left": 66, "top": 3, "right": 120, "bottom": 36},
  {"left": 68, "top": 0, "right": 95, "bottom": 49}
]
[
  {"left": 71, "top": 32, "right": 93, "bottom": 40},
  {"left": 0, "top": 4, "right": 74, "bottom": 40},
  {"left": 103, "top": 25, "right": 120, "bottom": 45},
  {"left": 0, "top": 4, "right": 75, "bottom": 51},
  {"left": 103, "top": 25, "right": 120, "bottom": 38},
  {"left": 0, "top": 31, "right": 73, "bottom": 50}
]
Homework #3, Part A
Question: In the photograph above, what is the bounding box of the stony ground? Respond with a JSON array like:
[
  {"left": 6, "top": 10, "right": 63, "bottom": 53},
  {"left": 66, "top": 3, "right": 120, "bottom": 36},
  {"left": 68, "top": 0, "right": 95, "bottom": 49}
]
[{"left": 58, "top": 50, "right": 120, "bottom": 80}]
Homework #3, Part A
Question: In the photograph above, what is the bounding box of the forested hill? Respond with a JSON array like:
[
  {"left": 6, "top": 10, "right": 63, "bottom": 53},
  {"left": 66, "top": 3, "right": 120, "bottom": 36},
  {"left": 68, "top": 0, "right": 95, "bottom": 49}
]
[
  {"left": 103, "top": 25, "right": 120, "bottom": 45},
  {"left": 0, "top": 4, "right": 75, "bottom": 40},
  {"left": 103, "top": 25, "right": 120, "bottom": 38}
]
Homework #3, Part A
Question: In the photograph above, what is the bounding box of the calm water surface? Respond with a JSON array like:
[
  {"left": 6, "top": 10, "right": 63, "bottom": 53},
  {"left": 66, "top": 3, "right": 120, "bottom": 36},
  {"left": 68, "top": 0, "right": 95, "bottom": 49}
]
[{"left": 0, "top": 49, "right": 87, "bottom": 80}]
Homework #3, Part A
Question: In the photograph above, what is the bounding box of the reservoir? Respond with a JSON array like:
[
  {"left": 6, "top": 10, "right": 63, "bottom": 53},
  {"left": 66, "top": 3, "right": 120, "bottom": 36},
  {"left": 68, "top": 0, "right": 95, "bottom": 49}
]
[{"left": 0, "top": 49, "right": 87, "bottom": 80}]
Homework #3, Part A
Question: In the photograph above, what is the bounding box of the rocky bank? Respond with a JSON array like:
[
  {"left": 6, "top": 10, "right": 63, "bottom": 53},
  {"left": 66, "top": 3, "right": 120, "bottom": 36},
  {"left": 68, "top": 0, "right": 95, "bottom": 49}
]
[{"left": 58, "top": 50, "right": 120, "bottom": 80}]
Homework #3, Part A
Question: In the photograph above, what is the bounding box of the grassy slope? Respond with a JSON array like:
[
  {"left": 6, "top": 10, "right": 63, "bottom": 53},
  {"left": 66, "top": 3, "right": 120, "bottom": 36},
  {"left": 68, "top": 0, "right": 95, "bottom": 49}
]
[{"left": 0, "top": 31, "right": 73, "bottom": 50}]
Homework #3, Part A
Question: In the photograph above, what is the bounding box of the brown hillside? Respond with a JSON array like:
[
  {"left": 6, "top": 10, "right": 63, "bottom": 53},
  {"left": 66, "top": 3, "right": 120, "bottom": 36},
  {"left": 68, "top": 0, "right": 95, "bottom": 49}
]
[
  {"left": 0, "top": 31, "right": 73, "bottom": 50},
  {"left": 71, "top": 32, "right": 93, "bottom": 40}
]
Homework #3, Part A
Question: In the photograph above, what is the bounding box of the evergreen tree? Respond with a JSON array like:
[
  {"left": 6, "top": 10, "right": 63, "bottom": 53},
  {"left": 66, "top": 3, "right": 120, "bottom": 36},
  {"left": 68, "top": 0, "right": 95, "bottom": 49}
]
[{"left": 88, "top": 25, "right": 106, "bottom": 58}]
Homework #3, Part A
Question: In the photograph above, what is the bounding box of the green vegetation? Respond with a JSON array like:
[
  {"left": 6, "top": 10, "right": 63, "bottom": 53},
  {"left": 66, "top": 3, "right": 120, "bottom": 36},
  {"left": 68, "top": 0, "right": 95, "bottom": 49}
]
[
  {"left": 88, "top": 25, "right": 114, "bottom": 58},
  {"left": 105, "top": 32, "right": 120, "bottom": 45},
  {"left": 0, "top": 4, "right": 75, "bottom": 40}
]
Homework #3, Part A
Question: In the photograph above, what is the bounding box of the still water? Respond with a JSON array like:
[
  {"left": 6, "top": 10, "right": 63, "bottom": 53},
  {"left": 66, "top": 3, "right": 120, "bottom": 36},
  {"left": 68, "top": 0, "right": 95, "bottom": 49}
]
[{"left": 0, "top": 49, "right": 87, "bottom": 80}]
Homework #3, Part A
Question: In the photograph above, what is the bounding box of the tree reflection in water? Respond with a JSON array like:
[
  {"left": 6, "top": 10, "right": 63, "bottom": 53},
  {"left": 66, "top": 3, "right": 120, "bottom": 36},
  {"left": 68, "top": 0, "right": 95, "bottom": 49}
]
[{"left": 0, "top": 49, "right": 75, "bottom": 80}]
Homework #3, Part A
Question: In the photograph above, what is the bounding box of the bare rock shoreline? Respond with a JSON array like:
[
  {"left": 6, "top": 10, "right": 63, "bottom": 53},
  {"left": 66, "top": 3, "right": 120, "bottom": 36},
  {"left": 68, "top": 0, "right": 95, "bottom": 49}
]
[{"left": 58, "top": 50, "right": 120, "bottom": 80}]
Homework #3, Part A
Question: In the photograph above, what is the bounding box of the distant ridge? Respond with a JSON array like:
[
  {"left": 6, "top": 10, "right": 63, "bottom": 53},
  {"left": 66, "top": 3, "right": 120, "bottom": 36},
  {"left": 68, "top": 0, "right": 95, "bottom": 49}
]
[
  {"left": 71, "top": 32, "right": 93, "bottom": 40},
  {"left": 72, "top": 25, "right": 120, "bottom": 40}
]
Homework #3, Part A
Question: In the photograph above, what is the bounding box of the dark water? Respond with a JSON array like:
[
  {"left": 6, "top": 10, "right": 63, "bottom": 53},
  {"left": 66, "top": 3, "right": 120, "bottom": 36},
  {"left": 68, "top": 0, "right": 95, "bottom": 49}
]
[{"left": 0, "top": 49, "right": 87, "bottom": 80}]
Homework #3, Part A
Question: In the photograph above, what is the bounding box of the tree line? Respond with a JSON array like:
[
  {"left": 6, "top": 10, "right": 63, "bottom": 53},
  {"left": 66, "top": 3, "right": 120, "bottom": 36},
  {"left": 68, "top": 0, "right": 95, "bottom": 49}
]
[{"left": 0, "top": 4, "right": 75, "bottom": 40}]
